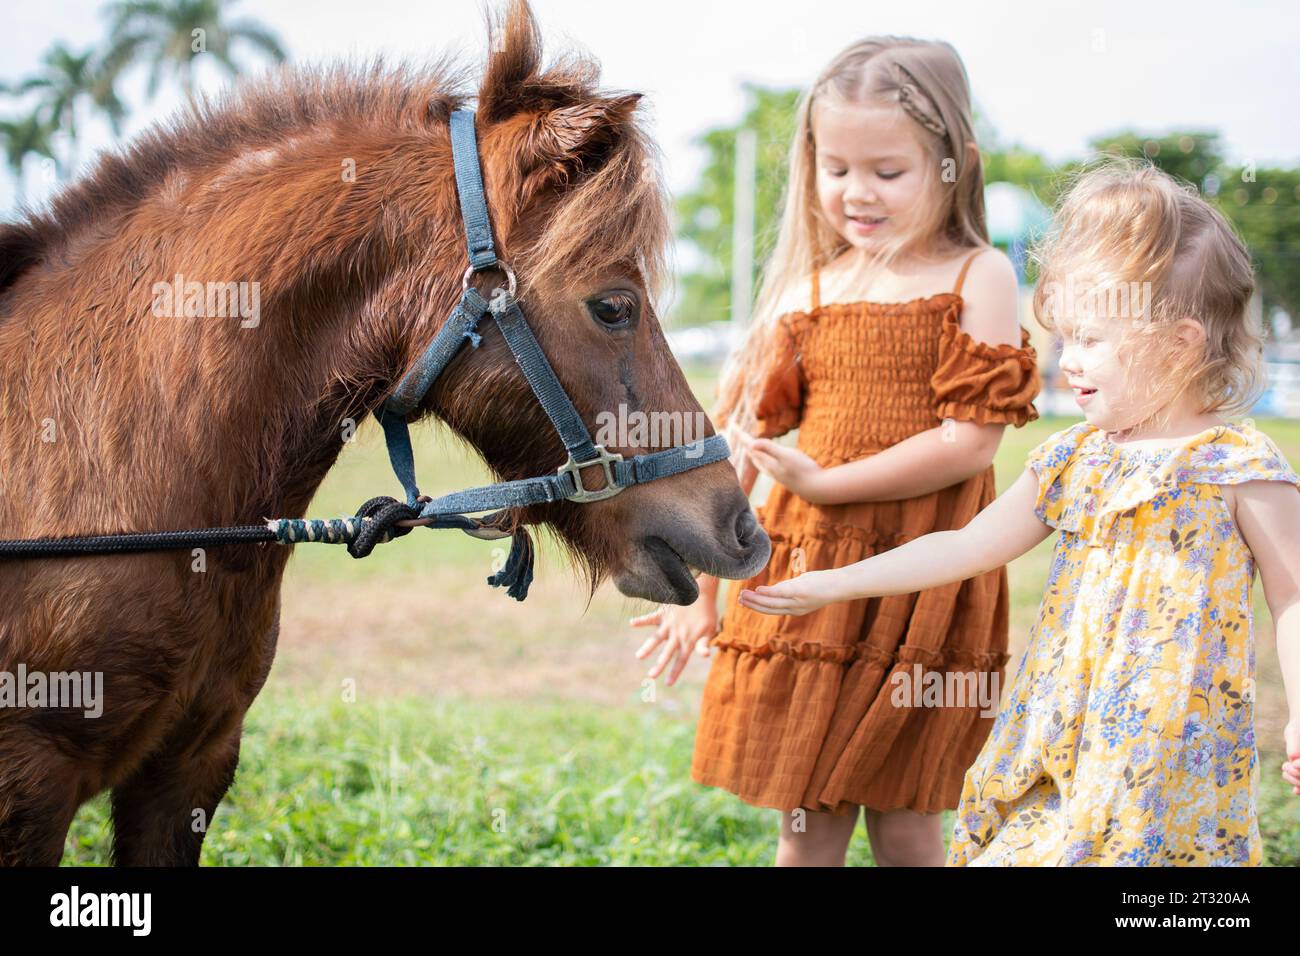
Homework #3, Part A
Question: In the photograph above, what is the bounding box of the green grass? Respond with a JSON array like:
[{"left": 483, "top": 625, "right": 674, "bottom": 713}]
[
  {"left": 58, "top": 394, "right": 1300, "bottom": 865},
  {"left": 62, "top": 687, "right": 1299, "bottom": 866},
  {"left": 61, "top": 692, "right": 860, "bottom": 866}
]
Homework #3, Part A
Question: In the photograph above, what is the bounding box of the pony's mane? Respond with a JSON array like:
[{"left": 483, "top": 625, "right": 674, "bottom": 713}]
[
  {"left": 0, "top": 2, "right": 671, "bottom": 308},
  {"left": 0, "top": 57, "right": 468, "bottom": 299}
]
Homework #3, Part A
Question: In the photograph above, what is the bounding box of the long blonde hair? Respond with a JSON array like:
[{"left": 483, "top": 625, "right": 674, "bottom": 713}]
[
  {"left": 714, "top": 36, "right": 989, "bottom": 436},
  {"left": 1032, "top": 158, "right": 1263, "bottom": 429}
]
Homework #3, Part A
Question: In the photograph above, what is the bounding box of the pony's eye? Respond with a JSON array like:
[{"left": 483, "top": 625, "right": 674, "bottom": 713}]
[{"left": 587, "top": 291, "right": 639, "bottom": 328}]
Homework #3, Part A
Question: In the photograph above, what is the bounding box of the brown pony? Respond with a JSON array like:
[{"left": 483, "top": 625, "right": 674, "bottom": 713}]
[{"left": 0, "top": 1, "right": 769, "bottom": 865}]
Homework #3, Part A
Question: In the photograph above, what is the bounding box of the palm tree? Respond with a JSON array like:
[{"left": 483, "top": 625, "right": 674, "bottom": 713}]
[
  {"left": 0, "top": 111, "right": 57, "bottom": 208},
  {"left": 9, "top": 43, "right": 126, "bottom": 176},
  {"left": 103, "top": 0, "right": 287, "bottom": 103}
]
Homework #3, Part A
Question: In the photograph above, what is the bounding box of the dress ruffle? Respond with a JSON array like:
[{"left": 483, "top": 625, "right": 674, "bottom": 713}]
[
  {"left": 765, "top": 521, "right": 914, "bottom": 551},
  {"left": 930, "top": 310, "right": 1041, "bottom": 427},
  {"left": 1028, "top": 419, "right": 1300, "bottom": 545},
  {"left": 711, "top": 634, "right": 1011, "bottom": 669},
  {"left": 753, "top": 313, "right": 805, "bottom": 439}
]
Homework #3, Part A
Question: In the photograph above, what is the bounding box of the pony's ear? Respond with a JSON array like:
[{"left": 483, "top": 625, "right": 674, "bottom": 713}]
[
  {"left": 476, "top": 0, "right": 551, "bottom": 124},
  {"left": 520, "top": 94, "right": 642, "bottom": 178}
]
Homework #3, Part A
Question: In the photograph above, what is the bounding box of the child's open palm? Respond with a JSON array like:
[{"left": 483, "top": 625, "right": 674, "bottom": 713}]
[
  {"left": 630, "top": 598, "right": 719, "bottom": 687},
  {"left": 738, "top": 569, "right": 847, "bottom": 616},
  {"left": 735, "top": 431, "right": 824, "bottom": 501}
]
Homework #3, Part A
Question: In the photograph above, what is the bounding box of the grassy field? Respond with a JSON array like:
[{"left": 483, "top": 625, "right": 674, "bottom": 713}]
[{"left": 60, "top": 370, "right": 1300, "bottom": 865}]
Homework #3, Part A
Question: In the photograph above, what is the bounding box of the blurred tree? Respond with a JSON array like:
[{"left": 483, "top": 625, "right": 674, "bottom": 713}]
[
  {"left": 1091, "top": 129, "right": 1225, "bottom": 188},
  {"left": 982, "top": 144, "right": 1063, "bottom": 206},
  {"left": 1215, "top": 166, "right": 1300, "bottom": 324},
  {"left": 0, "top": 111, "right": 56, "bottom": 207},
  {"left": 8, "top": 43, "right": 126, "bottom": 176},
  {"left": 103, "top": 0, "right": 286, "bottom": 102},
  {"left": 976, "top": 115, "right": 1065, "bottom": 206},
  {"left": 673, "top": 85, "right": 800, "bottom": 327}
]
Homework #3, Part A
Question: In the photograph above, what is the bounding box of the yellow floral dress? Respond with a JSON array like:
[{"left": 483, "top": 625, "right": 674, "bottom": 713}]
[{"left": 947, "top": 419, "right": 1300, "bottom": 866}]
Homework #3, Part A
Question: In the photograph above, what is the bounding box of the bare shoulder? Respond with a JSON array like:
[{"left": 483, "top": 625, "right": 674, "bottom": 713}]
[
  {"left": 960, "top": 246, "right": 1017, "bottom": 290},
  {"left": 1223, "top": 477, "right": 1300, "bottom": 552},
  {"left": 1224, "top": 477, "right": 1300, "bottom": 518},
  {"left": 1227, "top": 479, "right": 1300, "bottom": 605},
  {"left": 955, "top": 247, "right": 1022, "bottom": 348},
  {"left": 771, "top": 276, "right": 815, "bottom": 317}
]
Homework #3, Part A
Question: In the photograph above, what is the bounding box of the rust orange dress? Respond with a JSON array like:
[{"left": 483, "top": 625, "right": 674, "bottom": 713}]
[{"left": 692, "top": 251, "right": 1043, "bottom": 816}]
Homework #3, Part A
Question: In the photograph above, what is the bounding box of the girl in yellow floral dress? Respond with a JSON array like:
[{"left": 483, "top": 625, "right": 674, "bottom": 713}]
[{"left": 738, "top": 159, "right": 1300, "bottom": 866}]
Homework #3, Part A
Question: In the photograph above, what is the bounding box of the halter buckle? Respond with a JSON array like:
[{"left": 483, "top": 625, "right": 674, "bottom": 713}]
[{"left": 558, "top": 445, "right": 625, "bottom": 503}]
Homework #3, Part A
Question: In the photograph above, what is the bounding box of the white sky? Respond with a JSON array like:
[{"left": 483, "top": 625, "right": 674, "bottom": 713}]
[{"left": 3, "top": 0, "right": 1298, "bottom": 214}]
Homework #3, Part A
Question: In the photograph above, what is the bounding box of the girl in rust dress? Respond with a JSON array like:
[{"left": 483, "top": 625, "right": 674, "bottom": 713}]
[{"left": 633, "top": 37, "right": 1042, "bottom": 865}]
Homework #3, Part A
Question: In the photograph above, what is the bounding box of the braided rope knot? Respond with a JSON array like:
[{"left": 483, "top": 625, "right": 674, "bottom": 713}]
[
  {"left": 345, "top": 496, "right": 419, "bottom": 558},
  {"left": 265, "top": 497, "right": 417, "bottom": 556}
]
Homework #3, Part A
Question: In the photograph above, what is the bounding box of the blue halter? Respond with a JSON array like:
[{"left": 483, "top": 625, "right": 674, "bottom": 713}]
[{"left": 372, "top": 109, "right": 730, "bottom": 547}]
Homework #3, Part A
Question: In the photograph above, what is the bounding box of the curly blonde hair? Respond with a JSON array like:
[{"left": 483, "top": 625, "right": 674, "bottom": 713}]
[{"left": 1032, "top": 158, "right": 1264, "bottom": 429}]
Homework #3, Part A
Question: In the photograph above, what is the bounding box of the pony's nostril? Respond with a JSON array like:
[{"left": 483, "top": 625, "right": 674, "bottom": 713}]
[{"left": 734, "top": 506, "right": 758, "bottom": 548}]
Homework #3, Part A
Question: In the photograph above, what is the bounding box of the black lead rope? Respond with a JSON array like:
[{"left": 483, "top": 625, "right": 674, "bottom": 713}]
[
  {"left": 0, "top": 496, "right": 415, "bottom": 560},
  {"left": 0, "top": 494, "right": 519, "bottom": 555},
  {"left": 0, "top": 525, "right": 278, "bottom": 557}
]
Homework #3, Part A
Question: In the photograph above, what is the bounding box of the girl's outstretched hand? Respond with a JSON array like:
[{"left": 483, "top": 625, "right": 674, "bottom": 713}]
[
  {"left": 630, "top": 594, "right": 719, "bottom": 687},
  {"left": 735, "top": 431, "right": 826, "bottom": 502},
  {"left": 738, "top": 569, "right": 845, "bottom": 616},
  {"left": 1282, "top": 721, "right": 1300, "bottom": 796}
]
